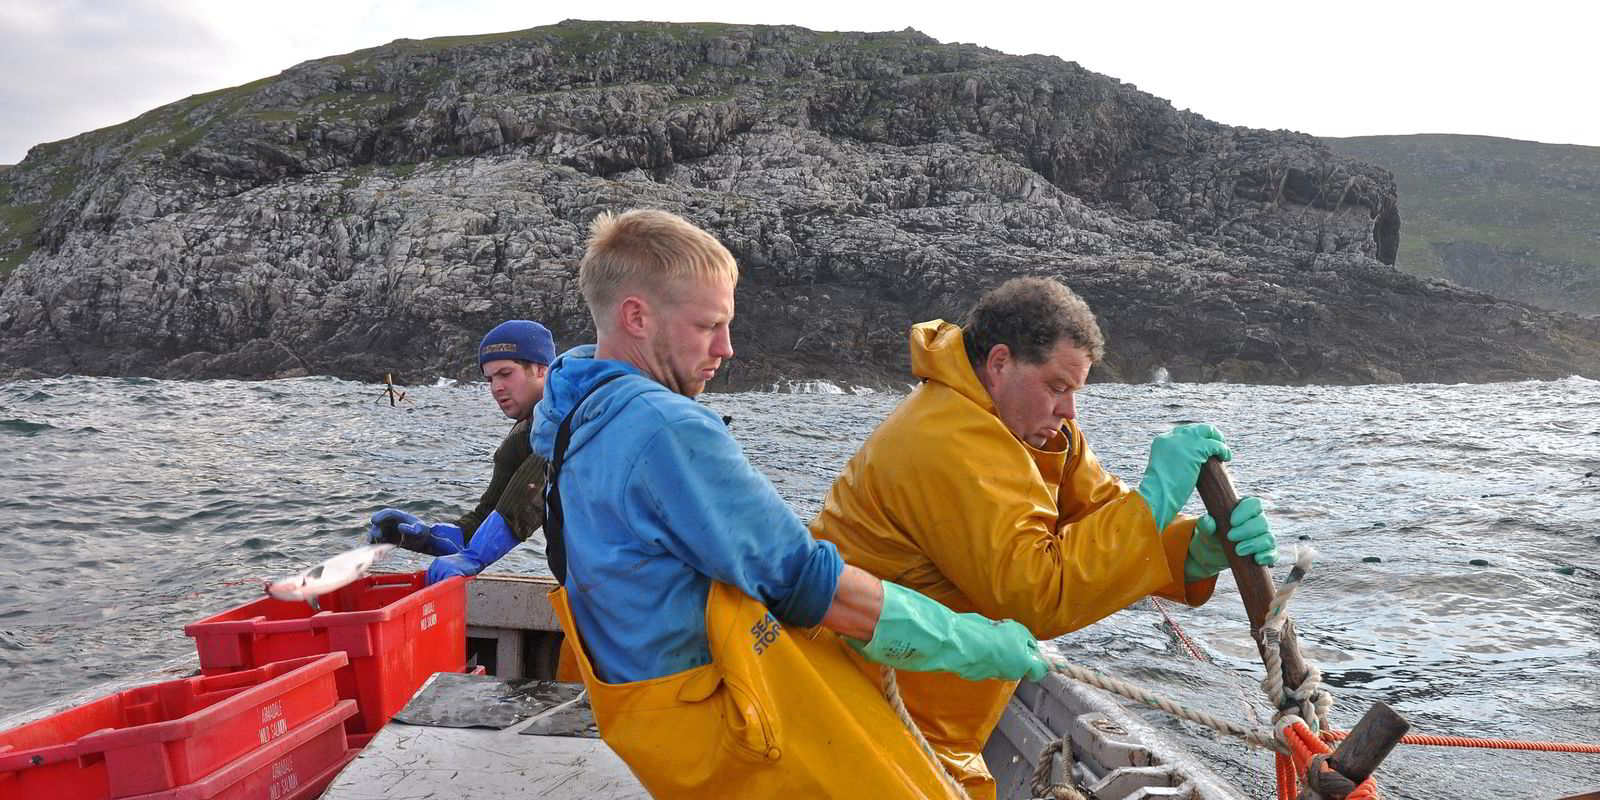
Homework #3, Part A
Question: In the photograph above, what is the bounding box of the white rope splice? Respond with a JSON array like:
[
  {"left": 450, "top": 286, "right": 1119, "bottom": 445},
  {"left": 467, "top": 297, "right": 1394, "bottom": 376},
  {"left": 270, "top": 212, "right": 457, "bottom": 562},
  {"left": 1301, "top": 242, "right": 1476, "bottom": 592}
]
[{"left": 1259, "top": 546, "right": 1334, "bottom": 732}]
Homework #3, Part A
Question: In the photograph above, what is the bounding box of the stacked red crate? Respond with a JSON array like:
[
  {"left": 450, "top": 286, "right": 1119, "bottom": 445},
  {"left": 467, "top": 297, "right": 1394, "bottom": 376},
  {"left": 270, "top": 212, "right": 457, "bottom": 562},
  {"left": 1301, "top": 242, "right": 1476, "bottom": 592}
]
[{"left": 0, "top": 654, "right": 354, "bottom": 800}]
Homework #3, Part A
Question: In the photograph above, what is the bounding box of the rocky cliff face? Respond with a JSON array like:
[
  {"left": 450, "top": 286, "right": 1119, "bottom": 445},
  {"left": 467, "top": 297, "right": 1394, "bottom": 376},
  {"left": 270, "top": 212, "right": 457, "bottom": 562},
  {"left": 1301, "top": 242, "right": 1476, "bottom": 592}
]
[{"left": 2, "top": 21, "right": 1597, "bottom": 386}]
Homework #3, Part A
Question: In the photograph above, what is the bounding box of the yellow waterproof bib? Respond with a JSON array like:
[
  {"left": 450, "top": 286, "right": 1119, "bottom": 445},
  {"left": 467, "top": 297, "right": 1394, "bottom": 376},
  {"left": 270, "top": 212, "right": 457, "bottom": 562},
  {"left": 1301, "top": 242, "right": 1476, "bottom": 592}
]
[{"left": 549, "top": 582, "right": 962, "bottom": 799}]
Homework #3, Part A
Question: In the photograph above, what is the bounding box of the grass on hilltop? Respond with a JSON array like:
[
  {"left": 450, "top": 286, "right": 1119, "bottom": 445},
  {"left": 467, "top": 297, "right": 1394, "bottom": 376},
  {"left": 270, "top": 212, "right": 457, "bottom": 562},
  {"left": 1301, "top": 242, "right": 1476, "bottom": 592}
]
[{"left": 1324, "top": 134, "right": 1600, "bottom": 277}]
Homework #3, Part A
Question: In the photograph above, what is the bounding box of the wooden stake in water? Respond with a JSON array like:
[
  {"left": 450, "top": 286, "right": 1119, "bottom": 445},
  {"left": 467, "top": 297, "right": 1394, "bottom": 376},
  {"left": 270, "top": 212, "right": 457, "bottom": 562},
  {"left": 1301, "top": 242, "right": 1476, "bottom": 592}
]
[{"left": 378, "top": 373, "right": 408, "bottom": 407}]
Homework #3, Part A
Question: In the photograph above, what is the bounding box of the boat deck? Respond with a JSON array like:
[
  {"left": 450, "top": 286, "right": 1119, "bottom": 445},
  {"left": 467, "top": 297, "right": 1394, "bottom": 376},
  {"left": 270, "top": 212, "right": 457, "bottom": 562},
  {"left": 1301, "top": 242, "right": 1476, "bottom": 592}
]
[{"left": 323, "top": 724, "right": 646, "bottom": 799}]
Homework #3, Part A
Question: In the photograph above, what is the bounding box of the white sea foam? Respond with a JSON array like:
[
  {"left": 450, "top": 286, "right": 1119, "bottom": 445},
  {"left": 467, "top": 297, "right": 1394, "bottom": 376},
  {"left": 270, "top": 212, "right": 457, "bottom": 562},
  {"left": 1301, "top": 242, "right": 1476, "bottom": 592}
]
[{"left": 771, "top": 380, "right": 846, "bottom": 394}]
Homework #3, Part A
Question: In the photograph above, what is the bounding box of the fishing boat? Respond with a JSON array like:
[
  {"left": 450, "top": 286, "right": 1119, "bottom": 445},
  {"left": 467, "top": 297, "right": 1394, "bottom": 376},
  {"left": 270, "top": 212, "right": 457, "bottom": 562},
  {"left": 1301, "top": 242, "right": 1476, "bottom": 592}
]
[
  {"left": 319, "top": 573, "right": 1248, "bottom": 800},
  {"left": 0, "top": 572, "right": 1247, "bottom": 800}
]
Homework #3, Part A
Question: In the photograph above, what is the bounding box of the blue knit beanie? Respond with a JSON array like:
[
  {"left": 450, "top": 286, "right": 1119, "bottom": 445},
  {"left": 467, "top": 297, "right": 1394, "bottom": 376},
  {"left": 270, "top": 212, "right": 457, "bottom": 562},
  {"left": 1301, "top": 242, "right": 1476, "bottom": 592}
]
[{"left": 478, "top": 320, "right": 556, "bottom": 368}]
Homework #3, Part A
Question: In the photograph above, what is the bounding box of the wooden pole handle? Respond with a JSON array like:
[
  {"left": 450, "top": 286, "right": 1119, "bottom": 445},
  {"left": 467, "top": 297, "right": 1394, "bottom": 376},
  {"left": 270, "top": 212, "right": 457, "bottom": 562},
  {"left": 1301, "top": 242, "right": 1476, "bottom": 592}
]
[
  {"left": 1194, "top": 458, "right": 1311, "bottom": 692},
  {"left": 1195, "top": 459, "right": 1410, "bottom": 792}
]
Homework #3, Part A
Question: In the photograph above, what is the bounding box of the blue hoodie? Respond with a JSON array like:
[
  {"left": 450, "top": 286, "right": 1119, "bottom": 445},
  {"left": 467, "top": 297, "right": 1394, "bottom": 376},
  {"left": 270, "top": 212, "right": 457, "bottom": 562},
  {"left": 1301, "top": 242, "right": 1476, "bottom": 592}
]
[{"left": 531, "top": 345, "right": 844, "bottom": 683}]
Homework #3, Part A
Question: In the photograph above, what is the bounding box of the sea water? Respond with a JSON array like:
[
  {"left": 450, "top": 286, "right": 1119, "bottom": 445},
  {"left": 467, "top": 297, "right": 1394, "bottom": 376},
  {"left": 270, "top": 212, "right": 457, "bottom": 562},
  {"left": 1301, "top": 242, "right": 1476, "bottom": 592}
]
[{"left": 1, "top": 375, "right": 1595, "bottom": 798}]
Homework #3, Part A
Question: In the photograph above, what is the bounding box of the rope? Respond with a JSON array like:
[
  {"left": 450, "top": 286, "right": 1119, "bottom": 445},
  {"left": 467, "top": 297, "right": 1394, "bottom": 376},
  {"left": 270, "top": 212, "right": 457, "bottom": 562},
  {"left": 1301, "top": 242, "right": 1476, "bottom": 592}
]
[
  {"left": 880, "top": 666, "right": 974, "bottom": 800},
  {"left": 1257, "top": 546, "right": 1370, "bottom": 799},
  {"left": 1259, "top": 548, "right": 1333, "bottom": 733},
  {"left": 1279, "top": 716, "right": 1378, "bottom": 800},
  {"left": 1275, "top": 752, "right": 1298, "bottom": 800},
  {"left": 1322, "top": 729, "right": 1600, "bottom": 754},
  {"left": 1043, "top": 656, "right": 1288, "bottom": 754},
  {"left": 1027, "top": 738, "right": 1087, "bottom": 800},
  {"left": 1151, "top": 596, "right": 1211, "bottom": 663}
]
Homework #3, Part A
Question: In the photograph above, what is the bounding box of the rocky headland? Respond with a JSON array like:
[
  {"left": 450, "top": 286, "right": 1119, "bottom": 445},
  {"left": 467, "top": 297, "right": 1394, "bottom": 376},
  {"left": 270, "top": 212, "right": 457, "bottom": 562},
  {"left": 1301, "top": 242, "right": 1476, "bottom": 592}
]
[{"left": 3, "top": 21, "right": 1598, "bottom": 387}]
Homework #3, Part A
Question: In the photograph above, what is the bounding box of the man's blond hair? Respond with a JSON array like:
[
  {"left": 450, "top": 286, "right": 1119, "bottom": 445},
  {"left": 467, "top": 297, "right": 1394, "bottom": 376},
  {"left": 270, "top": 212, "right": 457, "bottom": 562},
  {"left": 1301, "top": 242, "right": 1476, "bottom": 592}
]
[{"left": 578, "top": 209, "right": 740, "bottom": 328}]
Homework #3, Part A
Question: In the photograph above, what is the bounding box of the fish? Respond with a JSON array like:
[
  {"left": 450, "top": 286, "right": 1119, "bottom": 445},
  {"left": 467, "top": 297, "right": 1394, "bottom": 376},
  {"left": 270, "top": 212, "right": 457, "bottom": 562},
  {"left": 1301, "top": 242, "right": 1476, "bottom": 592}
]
[{"left": 266, "top": 543, "right": 396, "bottom": 609}]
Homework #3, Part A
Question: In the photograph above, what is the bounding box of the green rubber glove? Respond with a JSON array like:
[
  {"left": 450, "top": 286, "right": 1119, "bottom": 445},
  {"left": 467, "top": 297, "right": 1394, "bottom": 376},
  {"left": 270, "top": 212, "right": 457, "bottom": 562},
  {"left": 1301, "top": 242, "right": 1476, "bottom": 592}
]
[
  {"left": 850, "top": 582, "right": 1049, "bottom": 682},
  {"left": 1136, "top": 423, "right": 1233, "bottom": 531},
  {"left": 1187, "top": 495, "right": 1278, "bottom": 579}
]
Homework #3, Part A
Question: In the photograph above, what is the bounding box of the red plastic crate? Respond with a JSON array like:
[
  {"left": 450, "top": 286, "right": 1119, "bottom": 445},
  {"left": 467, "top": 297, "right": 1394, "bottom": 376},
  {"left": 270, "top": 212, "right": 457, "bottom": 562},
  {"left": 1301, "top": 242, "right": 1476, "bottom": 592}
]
[
  {"left": 120, "top": 702, "right": 356, "bottom": 800},
  {"left": 183, "top": 572, "right": 465, "bottom": 736},
  {"left": 0, "top": 653, "right": 346, "bottom": 800}
]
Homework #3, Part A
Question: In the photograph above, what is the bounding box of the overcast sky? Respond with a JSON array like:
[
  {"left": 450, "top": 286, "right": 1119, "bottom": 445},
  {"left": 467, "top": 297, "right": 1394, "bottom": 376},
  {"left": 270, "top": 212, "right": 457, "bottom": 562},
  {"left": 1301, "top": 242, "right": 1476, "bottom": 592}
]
[{"left": 2, "top": 0, "right": 1595, "bottom": 165}]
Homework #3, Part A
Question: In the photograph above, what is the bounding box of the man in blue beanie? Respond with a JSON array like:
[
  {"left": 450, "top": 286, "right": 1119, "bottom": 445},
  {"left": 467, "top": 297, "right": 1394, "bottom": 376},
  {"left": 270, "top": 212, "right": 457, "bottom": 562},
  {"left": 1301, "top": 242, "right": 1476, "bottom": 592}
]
[{"left": 367, "top": 320, "right": 557, "bottom": 584}]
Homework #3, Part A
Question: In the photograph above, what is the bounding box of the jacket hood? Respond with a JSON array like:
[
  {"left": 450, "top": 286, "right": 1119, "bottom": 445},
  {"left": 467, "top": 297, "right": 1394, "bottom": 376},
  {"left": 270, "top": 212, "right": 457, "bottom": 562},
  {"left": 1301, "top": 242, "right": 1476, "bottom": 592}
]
[
  {"left": 532, "top": 345, "right": 666, "bottom": 460},
  {"left": 909, "top": 320, "right": 995, "bottom": 413}
]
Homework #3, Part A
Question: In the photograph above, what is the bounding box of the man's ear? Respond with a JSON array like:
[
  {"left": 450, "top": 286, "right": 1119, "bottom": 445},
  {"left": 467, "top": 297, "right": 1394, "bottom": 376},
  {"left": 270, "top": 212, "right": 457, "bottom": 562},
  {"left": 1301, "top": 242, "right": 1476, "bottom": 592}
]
[
  {"left": 984, "top": 343, "right": 1012, "bottom": 380},
  {"left": 616, "top": 294, "right": 652, "bottom": 339}
]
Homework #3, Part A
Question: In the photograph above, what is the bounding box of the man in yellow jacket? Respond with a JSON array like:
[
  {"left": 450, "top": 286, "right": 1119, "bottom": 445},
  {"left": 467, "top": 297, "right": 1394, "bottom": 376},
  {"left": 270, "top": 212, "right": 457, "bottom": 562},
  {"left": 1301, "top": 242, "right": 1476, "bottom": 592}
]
[{"left": 811, "top": 276, "right": 1278, "bottom": 799}]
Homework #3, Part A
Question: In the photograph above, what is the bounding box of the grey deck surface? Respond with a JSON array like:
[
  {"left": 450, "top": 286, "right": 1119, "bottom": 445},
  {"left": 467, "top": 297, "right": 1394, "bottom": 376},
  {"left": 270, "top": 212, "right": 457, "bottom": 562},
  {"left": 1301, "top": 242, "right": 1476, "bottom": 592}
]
[{"left": 322, "top": 724, "right": 648, "bottom": 799}]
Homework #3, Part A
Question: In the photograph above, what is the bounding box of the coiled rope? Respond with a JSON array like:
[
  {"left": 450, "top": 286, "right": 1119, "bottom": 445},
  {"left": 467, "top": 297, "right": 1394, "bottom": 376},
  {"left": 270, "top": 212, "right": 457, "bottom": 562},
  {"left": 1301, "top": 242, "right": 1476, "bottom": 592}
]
[
  {"left": 1027, "top": 738, "right": 1087, "bottom": 800},
  {"left": 1278, "top": 716, "right": 1377, "bottom": 800}
]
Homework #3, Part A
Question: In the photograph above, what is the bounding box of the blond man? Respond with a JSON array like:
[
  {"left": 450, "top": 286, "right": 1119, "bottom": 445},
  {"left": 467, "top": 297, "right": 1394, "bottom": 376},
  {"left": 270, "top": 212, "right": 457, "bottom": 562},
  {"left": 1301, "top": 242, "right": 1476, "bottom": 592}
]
[{"left": 529, "top": 209, "right": 1047, "bottom": 798}]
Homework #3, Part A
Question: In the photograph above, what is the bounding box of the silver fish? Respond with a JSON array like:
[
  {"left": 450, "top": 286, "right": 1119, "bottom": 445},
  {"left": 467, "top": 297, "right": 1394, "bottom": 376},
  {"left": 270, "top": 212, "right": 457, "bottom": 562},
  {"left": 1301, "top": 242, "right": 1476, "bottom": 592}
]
[{"left": 266, "top": 543, "right": 396, "bottom": 609}]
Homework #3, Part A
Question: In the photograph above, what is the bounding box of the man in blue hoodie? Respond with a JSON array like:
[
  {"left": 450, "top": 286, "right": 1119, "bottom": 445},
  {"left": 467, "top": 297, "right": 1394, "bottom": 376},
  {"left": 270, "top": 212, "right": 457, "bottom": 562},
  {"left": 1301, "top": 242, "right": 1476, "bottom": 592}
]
[{"left": 530, "top": 208, "right": 1050, "bottom": 797}]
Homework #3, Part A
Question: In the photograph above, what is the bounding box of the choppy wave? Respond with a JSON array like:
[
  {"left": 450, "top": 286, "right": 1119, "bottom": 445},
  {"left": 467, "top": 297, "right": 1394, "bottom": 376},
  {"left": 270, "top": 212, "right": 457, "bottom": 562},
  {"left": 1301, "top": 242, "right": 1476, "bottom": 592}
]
[{"left": 0, "top": 418, "right": 56, "bottom": 435}]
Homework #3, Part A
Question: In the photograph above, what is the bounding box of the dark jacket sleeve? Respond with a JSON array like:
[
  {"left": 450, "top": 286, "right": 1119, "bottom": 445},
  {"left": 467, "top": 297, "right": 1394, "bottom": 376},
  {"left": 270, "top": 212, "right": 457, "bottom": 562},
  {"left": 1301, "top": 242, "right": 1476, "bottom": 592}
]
[
  {"left": 454, "top": 420, "right": 545, "bottom": 542},
  {"left": 494, "top": 447, "right": 548, "bottom": 543}
]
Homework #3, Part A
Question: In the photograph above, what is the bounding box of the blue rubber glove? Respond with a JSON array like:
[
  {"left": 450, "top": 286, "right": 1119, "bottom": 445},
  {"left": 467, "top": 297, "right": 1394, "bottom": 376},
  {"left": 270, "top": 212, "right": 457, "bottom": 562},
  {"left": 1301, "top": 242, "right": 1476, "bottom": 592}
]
[
  {"left": 368, "top": 508, "right": 464, "bottom": 557},
  {"left": 1187, "top": 496, "right": 1278, "bottom": 579},
  {"left": 850, "top": 582, "right": 1049, "bottom": 682},
  {"left": 1136, "top": 423, "right": 1233, "bottom": 532},
  {"left": 425, "top": 511, "right": 519, "bottom": 585}
]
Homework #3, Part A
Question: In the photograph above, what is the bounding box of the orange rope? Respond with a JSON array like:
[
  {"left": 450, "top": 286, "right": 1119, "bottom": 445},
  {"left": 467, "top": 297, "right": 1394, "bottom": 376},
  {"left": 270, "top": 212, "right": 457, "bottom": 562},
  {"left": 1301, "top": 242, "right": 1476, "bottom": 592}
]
[
  {"left": 1278, "top": 719, "right": 1381, "bottom": 799},
  {"left": 1275, "top": 725, "right": 1600, "bottom": 798},
  {"left": 1274, "top": 752, "right": 1298, "bottom": 800},
  {"left": 1322, "top": 729, "right": 1600, "bottom": 754}
]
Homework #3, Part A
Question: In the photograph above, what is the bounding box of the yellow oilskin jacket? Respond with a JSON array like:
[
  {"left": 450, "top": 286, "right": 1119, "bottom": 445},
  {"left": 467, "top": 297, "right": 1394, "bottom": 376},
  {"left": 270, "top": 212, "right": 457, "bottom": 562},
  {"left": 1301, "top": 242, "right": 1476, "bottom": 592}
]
[
  {"left": 810, "top": 320, "right": 1217, "bottom": 800},
  {"left": 549, "top": 580, "right": 964, "bottom": 799}
]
